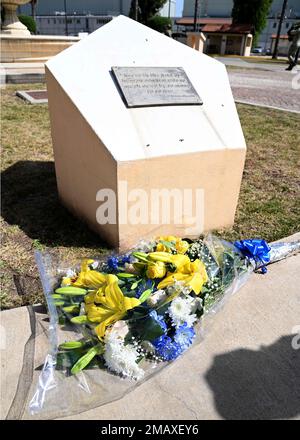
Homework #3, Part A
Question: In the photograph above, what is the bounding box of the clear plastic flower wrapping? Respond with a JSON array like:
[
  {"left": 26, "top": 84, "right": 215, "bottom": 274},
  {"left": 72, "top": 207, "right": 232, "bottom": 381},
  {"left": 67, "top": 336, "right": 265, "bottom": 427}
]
[{"left": 15, "top": 234, "right": 299, "bottom": 419}]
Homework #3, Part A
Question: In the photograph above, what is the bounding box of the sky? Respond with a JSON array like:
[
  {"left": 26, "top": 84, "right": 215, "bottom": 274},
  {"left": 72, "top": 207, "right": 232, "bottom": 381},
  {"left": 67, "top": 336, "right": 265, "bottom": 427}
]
[{"left": 176, "top": 0, "right": 184, "bottom": 17}]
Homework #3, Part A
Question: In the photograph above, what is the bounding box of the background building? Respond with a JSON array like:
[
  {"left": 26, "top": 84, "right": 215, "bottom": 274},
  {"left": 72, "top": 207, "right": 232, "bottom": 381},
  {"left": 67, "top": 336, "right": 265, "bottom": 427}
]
[
  {"left": 182, "top": 0, "right": 300, "bottom": 51},
  {"left": 19, "top": 0, "right": 177, "bottom": 35}
]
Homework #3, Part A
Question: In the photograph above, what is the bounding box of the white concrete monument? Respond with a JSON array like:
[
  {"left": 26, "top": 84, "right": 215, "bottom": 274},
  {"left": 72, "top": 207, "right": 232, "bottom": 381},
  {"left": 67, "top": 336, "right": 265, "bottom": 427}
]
[{"left": 46, "top": 16, "right": 246, "bottom": 249}]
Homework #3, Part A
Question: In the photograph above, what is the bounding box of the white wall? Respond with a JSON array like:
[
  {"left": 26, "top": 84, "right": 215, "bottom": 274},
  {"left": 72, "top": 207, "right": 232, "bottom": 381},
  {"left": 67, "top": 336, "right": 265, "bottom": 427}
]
[{"left": 19, "top": 0, "right": 132, "bottom": 15}]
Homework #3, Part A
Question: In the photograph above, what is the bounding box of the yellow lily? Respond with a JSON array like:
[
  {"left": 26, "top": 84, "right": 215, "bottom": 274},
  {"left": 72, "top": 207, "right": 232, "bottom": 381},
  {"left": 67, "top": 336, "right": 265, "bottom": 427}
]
[
  {"left": 148, "top": 251, "right": 190, "bottom": 269},
  {"left": 146, "top": 261, "right": 167, "bottom": 279},
  {"left": 72, "top": 259, "right": 107, "bottom": 289},
  {"left": 158, "top": 258, "right": 208, "bottom": 295},
  {"left": 84, "top": 274, "right": 140, "bottom": 339},
  {"left": 156, "top": 236, "right": 190, "bottom": 254},
  {"left": 149, "top": 252, "right": 208, "bottom": 295}
]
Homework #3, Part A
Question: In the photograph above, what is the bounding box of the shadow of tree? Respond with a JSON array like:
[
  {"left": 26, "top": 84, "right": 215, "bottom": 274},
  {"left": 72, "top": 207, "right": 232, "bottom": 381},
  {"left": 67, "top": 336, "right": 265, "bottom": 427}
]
[
  {"left": 205, "top": 335, "right": 300, "bottom": 420},
  {"left": 1, "top": 160, "right": 108, "bottom": 249}
]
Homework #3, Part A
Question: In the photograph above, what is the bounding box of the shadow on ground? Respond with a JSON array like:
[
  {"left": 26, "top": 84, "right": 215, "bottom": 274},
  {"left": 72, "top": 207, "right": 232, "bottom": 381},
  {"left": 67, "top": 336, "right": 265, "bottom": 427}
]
[
  {"left": 1, "top": 160, "right": 108, "bottom": 249},
  {"left": 205, "top": 335, "right": 300, "bottom": 420}
]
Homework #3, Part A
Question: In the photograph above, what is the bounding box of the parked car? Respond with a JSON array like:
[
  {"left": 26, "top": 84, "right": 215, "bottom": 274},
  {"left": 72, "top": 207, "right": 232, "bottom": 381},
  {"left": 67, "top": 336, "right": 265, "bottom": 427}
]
[{"left": 252, "top": 47, "right": 263, "bottom": 54}]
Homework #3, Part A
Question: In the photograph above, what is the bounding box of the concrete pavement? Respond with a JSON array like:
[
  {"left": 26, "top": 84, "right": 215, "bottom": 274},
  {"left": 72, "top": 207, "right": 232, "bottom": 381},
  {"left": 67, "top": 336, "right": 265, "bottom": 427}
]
[
  {"left": 215, "top": 56, "right": 300, "bottom": 72},
  {"left": 1, "top": 233, "right": 299, "bottom": 420}
]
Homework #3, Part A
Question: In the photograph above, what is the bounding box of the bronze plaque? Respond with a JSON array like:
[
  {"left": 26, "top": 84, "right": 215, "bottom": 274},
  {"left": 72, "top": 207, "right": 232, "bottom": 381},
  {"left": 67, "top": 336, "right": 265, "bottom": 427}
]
[{"left": 112, "top": 66, "right": 202, "bottom": 107}]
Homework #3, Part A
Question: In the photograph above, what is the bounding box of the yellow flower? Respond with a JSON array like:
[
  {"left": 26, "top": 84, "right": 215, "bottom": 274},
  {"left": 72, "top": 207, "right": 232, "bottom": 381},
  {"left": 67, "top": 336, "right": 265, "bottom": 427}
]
[
  {"left": 72, "top": 259, "right": 107, "bottom": 289},
  {"left": 156, "top": 236, "right": 190, "bottom": 254},
  {"left": 148, "top": 251, "right": 190, "bottom": 268},
  {"left": 156, "top": 235, "right": 177, "bottom": 252},
  {"left": 84, "top": 274, "right": 140, "bottom": 339},
  {"left": 146, "top": 261, "right": 167, "bottom": 279},
  {"left": 158, "top": 258, "right": 208, "bottom": 295},
  {"left": 149, "top": 252, "right": 208, "bottom": 295},
  {"left": 175, "top": 239, "right": 190, "bottom": 254},
  {"left": 61, "top": 277, "right": 72, "bottom": 286}
]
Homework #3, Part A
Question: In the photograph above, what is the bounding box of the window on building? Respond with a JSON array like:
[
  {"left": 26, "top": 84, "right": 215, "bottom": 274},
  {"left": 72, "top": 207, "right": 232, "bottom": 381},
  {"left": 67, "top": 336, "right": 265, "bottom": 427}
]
[
  {"left": 286, "top": 22, "right": 289, "bottom": 28},
  {"left": 77, "top": 19, "right": 81, "bottom": 24},
  {"left": 47, "top": 19, "right": 50, "bottom": 24},
  {"left": 273, "top": 22, "right": 277, "bottom": 28},
  {"left": 67, "top": 19, "right": 72, "bottom": 24},
  {"left": 53, "top": 19, "right": 56, "bottom": 24}
]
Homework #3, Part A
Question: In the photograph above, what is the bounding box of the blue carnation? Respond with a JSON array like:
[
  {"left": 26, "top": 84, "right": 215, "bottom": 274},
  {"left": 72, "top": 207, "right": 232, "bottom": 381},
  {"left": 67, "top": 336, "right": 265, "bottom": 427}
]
[
  {"left": 149, "top": 310, "right": 167, "bottom": 333},
  {"left": 152, "top": 335, "right": 182, "bottom": 361},
  {"left": 174, "top": 323, "right": 196, "bottom": 351},
  {"left": 107, "top": 256, "right": 119, "bottom": 271},
  {"left": 121, "top": 254, "right": 131, "bottom": 265}
]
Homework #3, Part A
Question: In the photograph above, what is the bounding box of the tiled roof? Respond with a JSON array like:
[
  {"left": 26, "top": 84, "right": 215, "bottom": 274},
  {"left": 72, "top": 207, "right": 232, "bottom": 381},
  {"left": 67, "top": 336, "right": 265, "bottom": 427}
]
[
  {"left": 176, "top": 17, "right": 232, "bottom": 25},
  {"left": 202, "top": 23, "right": 253, "bottom": 34}
]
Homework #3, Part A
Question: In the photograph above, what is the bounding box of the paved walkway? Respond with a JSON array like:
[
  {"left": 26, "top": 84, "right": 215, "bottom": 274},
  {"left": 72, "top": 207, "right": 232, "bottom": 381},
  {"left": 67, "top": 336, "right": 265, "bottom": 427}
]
[
  {"left": 215, "top": 56, "right": 299, "bottom": 72},
  {"left": 1, "top": 233, "right": 299, "bottom": 420},
  {"left": 228, "top": 68, "right": 300, "bottom": 113}
]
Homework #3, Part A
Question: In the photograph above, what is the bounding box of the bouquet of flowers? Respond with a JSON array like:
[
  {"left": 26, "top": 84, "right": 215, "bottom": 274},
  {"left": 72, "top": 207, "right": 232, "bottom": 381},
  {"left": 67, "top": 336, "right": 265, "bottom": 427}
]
[{"left": 29, "top": 234, "right": 299, "bottom": 417}]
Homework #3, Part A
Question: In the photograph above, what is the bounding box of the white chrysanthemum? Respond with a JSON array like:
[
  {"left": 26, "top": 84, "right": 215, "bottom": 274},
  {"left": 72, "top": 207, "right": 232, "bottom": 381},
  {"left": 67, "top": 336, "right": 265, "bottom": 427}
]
[
  {"left": 168, "top": 295, "right": 197, "bottom": 328},
  {"left": 104, "top": 332, "right": 144, "bottom": 381}
]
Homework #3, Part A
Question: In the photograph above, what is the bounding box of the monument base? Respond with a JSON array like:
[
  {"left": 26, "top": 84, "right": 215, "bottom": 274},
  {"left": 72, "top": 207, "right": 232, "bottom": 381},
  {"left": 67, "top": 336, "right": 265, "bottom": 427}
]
[{"left": 1, "top": 34, "right": 80, "bottom": 63}]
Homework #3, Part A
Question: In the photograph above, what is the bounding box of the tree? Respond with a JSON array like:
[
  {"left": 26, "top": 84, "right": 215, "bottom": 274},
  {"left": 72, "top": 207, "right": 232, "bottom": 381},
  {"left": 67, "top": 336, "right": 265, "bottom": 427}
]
[
  {"left": 232, "top": 0, "right": 273, "bottom": 46},
  {"left": 129, "top": 0, "right": 168, "bottom": 25},
  {"left": 18, "top": 15, "right": 37, "bottom": 34},
  {"left": 147, "top": 15, "right": 172, "bottom": 33}
]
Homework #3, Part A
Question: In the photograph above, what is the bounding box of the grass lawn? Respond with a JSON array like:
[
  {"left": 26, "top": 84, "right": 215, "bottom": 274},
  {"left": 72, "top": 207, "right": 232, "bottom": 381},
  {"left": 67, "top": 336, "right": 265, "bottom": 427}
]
[{"left": 1, "top": 84, "right": 300, "bottom": 310}]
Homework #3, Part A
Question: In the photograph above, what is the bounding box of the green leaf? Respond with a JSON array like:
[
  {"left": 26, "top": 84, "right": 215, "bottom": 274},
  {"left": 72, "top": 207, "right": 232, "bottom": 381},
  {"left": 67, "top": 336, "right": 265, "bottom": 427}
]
[
  {"left": 71, "top": 315, "right": 89, "bottom": 325},
  {"left": 117, "top": 273, "right": 136, "bottom": 279},
  {"left": 131, "top": 316, "right": 164, "bottom": 342},
  {"left": 71, "top": 344, "right": 104, "bottom": 374},
  {"left": 132, "top": 252, "right": 149, "bottom": 263},
  {"left": 55, "top": 286, "right": 87, "bottom": 296},
  {"left": 139, "top": 289, "right": 152, "bottom": 303},
  {"left": 62, "top": 305, "right": 80, "bottom": 314},
  {"left": 159, "top": 240, "right": 176, "bottom": 250},
  {"left": 59, "top": 341, "right": 87, "bottom": 350},
  {"left": 52, "top": 294, "right": 64, "bottom": 299},
  {"left": 54, "top": 300, "right": 65, "bottom": 307}
]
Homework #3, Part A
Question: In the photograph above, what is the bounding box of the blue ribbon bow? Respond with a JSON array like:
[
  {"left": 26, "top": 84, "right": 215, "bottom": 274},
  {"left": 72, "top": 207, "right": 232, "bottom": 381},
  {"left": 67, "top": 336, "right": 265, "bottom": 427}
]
[{"left": 234, "top": 239, "right": 271, "bottom": 274}]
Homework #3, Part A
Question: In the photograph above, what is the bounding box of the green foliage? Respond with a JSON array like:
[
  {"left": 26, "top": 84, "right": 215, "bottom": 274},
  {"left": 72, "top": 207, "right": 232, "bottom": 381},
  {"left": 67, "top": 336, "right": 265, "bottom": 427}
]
[
  {"left": 70, "top": 344, "right": 104, "bottom": 375},
  {"left": 129, "top": 315, "right": 165, "bottom": 342},
  {"left": 129, "top": 0, "right": 168, "bottom": 25},
  {"left": 147, "top": 15, "right": 172, "bottom": 33},
  {"left": 231, "top": 0, "right": 272, "bottom": 46},
  {"left": 18, "top": 14, "right": 37, "bottom": 34}
]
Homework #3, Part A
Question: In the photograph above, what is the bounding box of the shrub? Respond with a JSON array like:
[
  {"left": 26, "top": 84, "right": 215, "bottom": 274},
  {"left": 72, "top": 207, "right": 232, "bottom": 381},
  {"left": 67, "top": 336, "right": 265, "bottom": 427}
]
[
  {"left": 18, "top": 15, "right": 37, "bottom": 34},
  {"left": 147, "top": 16, "right": 172, "bottom": 34}
]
